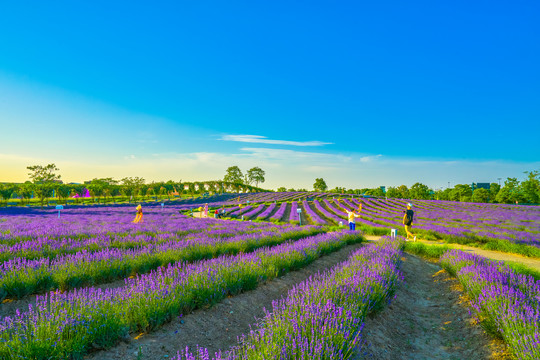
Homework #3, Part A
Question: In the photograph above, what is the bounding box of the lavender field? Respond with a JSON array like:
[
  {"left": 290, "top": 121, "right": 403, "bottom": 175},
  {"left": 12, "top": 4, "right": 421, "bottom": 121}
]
[
  {"left": 209, "top": 192, "right": 540, "bottom": 250},
  {"left": 0, "top": 194, "right": 538, "bottom": 359}
]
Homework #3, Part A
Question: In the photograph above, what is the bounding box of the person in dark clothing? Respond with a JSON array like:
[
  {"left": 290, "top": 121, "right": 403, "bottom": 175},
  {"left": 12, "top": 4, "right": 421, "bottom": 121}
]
[{"left": 402, "top": 203, "right": 416, "bottom": 241}]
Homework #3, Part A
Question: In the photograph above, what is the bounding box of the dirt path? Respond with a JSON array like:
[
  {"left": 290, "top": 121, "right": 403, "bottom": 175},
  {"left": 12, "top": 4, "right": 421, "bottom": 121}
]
[
  {"left": 420, "top": 239, "right": 540, "bottom": 272},
  {"left": 354, "top": 253, "right": 508, "bottom": 360},
  {"left": 367, "top": 236, "right": 540, "bottom": 272},
  {"left": 85, "top": 243, "right": 364, "bottom": 360}
]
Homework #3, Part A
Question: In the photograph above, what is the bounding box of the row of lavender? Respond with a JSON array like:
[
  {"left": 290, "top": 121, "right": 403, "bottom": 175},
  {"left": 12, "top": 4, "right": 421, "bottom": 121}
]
[
  {"left": 174, "top": 236, "right": 403, "bottom": 359},
  {"left": 0, "top": 212, "right": 287, "bottom": 262},
  {"left": 0, "top": 226, "right": 322, "bottom": 300},
  {"left": 441, "top": 250, "right": 539, "bottom": 359},
  {"left": 0, "top": 231, "right": 364, "bottom": 359},
  {"left": 284, "top": 196, "right": 540, "bottom": 248}
]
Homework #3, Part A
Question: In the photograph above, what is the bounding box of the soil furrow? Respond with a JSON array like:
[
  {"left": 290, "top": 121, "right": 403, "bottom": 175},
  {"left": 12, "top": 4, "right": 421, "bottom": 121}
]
[
  {"left": 354, "top": 253, "right": 509, "bottom": 360},
  {"left": 85, "top": 243, "right": 364, "bottom": 360}
]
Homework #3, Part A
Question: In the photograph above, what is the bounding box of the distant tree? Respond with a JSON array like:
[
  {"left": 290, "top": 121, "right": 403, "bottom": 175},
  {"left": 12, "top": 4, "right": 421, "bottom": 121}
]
[
  {"left": 472, "top": 188, "right": 490, "bottom": 203},
  {"left": 520, "top": 170, "right": 540, "bottom": 203},
  {"left": 449, "top": 184, "right": 472, "bottom": 202},
  {"left": 386, "top": 187, "right": 399, "bottom": 199},
  {"left": 409, "top": 183, "right": 430, "bottom": 200},
  {"left": 437, "top": 188, "right": 452, "bottom": 201},
  {"left": 489, "top": 183, "right": 501, "bottom": 201},
  {"left": 287, "top": 188, "right": 296, "bottom": 192},
  {"left": 224, "top": 166, "right": 244, "bottom": 184},
  {"left": 27, "top": 163, "right": 61, "bottom": 208},
  {"left": 277, "top": 187, "right": 287, "bottom": 192},
  {"left": 365, "top": 187, "right": 384, "bottom": 197},
  {"left": 0, "top": 184, "right": 15, "bottom": 206},
  {"left": 313, "top": 178, "right": 328, "bottom": 192},
  {"left": 56, "top": 184, "right": 71, "bottom": 204},
  {"left": 495, "top": 178, "right": 521, "bottom": 204},
  {"left": 18, "top": 182, "right": 34, "bottom": 205},
  {"left": 247, "top": 167, "right": 265, "bottom": 187},
  {"left": 396, "top": 185, "right": 409, "bottom": 199},
  {"left": 27, "top": 163, "right": 61, "bottom": 183},
  {"left": 121, "top": 177, "right": 145, "bottom": 201},
  {"left": 297, "top": 188, "right": 308, "bottom": 192},
  {"left": 188, "top": 183, "right": 196, "bottom": 197}
]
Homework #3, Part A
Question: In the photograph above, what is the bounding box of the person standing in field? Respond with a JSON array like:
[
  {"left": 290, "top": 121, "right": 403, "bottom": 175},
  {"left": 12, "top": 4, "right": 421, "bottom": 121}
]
[
  {"left": 402, "top": 203, "right": 416, "bottom": 241},
  {"left": 133, "top": 204, "right": 143, "bottom": 223},
  {"left": 346, "top": 208, "right": 361, "bottom": 231}
]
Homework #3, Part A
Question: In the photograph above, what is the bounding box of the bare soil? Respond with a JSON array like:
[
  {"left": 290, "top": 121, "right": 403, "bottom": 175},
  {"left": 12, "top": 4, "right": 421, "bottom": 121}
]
[
  {"left": 297, "top": 202, "right": 310, "bottom": 226},
  {"left": 281, "top": 202, "right": 292, "bottom": 222},
  {"left": 85, "top": 243, "right": 365, "bottom": 360},
  {"left": 354, "top": 253, "right": 509, "bottom": 360}
]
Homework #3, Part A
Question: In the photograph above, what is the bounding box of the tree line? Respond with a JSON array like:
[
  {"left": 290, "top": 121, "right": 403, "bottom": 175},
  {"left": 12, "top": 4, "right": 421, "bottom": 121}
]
[
  {"left": 278, "top": 171, "right": 540, "bottom": 204},
  {"left": 0, "top": 164, "right": 268, "bottom": 207}
]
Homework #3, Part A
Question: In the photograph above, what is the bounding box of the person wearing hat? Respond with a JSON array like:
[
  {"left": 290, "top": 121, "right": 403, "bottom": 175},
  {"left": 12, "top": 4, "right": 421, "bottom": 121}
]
[{"left": 402, "top": 203, "right": 416, "bottom": 241}]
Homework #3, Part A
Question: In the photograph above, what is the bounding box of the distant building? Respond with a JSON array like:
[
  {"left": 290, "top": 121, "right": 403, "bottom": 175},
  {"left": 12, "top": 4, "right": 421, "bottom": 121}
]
[{"left": 474, "top": 183, "right": 491, "bottom": 190}]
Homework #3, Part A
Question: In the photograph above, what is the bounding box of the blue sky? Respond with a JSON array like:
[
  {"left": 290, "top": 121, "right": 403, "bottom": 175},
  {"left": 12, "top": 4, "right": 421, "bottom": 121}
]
[{"left": 0, "top": 1, "right": 539, "bottom": 189}]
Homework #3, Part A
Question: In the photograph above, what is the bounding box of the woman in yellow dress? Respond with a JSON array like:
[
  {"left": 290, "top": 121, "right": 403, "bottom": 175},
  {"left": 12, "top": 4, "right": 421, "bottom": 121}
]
[{"left": 133, "top": 204, "right": 143, "bottom": 223}]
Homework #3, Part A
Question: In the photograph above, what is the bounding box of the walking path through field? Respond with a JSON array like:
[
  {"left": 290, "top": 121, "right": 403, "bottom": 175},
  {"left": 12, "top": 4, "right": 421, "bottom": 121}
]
[
  {"left": 354, "top": 253, "right": 508, "bottom": 359},
  {"left": 365, "top": 235, "right": 540, "bottom": 271}
]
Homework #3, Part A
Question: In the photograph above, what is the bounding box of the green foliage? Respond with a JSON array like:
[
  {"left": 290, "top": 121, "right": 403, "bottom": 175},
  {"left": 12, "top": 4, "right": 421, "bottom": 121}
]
[
  {"left": 365, "top": 187, "right": 384, "bottom": 197},
  {"left": 386, "top": 186, "right": 400, "bottom": 198},
  {"left": 472, "top": 188, "right": 490, "bottom": 203},
  {"left": 223, "top": 166, "right": 244, "bottom": 184},
  {"left": 247, "top": 167, "right": 265, "bottom": 187},
  {"left": 277, "top": 187, "right": 287, "bottom": 192},
  {"left": 489, "top": 183, "right": 501, "bottom": 200},
  {"left": 449, "top": 184, "right": 472, "bottom": 202},
  {"left": 27, "top": 163, "right": 61, "bottom": 183},
  {"left": 404, "top": 242, "right": 450, "bottom": 259},
  {"left": 26, "top": 163, "right": 61, "bottom": 208},
  {"left": 313, "top": 178, "right": 328, "bottom": 192},
  {"left": 409, "top": 182, "right": 430, "bottom": 199},
  {"left": 496, "top": 177, "right": 521, "bottom": 204},
  {"left": 396, "top": 185, "right": 409, "bottom": 199},
  {"left": 520, "top": 170, "right": 540, "bottom": 203}
]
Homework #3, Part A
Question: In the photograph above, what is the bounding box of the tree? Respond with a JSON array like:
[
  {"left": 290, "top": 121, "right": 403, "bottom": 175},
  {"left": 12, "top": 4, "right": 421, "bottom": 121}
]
[
  {"left": 313, "top": 178, "right": 328, "bottom": 192},
  {"left": 56, "top": 184, "right": 71, "bottom": 204},
  {"left": 121, "top": 177, "right": 145, "bottom": 201},
  {"left": 472, "top": 188, "right": 490, "bottom": 203},
  {"left": 385, "top": 187, "right": 399, "bottom": 199},
  {"left": 365, "top": 188, "right": 384, "bottom": 197},
  {"left": 495, "top": 177, "right": 521, "bottom": 204},
  {"left": 520, "top": 170, "right": 540, "bottom": 203},
  {"left": 409, "top": 183, "right": 430, "bottom": 200},
  {"left": 277, "top": 187, "right": 287, "bottom": 192},
  {"left": 449, "top": 184, "right": 472, "bottom": 202},
  {"left": 489, "top": 183, "right": 501, "bottom": 201},
  {"left": 247, "top": 167, "right": 265, "bottom": 187},
  {"left": 0, "top": 184, "right": 15, "bottom": 206},
  {"left": 27, "top": 163, "right": 61, "bottom": 208},
  {"left": 27, "top": 163, "right": 61, "bottom": 183},
  {"left": 224, "top": 166, "right": 244, "bottom": 184},
  {"left": 396, "top": 185, "right": 409, "bottom": 199}
]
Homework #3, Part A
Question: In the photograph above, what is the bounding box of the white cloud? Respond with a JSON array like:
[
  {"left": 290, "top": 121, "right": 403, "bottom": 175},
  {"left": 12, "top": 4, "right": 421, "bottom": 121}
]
[{"left": 220, "top": 134, "right": 332, "bottom": 147}]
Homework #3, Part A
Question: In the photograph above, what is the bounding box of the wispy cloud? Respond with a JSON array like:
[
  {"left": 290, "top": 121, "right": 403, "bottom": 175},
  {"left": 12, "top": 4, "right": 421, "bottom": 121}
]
[{"left": 220, "top": 134, "right": 332, "bottom": 147}]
